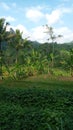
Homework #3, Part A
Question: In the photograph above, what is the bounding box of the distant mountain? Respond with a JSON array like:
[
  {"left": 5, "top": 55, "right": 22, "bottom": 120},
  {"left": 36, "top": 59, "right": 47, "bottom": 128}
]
[
  {"left": 27, "top": 40, "right": 40, "bottom": 49},
  {"left": 67, "top": 41, "right": 73, "bottom": 46}
]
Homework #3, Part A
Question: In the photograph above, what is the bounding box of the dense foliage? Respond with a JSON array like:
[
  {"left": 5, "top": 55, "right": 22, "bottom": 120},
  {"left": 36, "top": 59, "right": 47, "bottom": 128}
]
[
  {"left": 0, "top": 18, "right": 73, "bottom": 79},
  {"left": 2, "top": 40, "right": 73, "bottom": 78},
  {"left": 0, "top": 79, "right": 73, "bottom": 130}
]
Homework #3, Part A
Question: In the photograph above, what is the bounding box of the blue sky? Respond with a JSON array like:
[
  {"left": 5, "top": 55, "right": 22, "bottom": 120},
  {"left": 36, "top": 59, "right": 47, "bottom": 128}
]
[{"left": 0, "top": 0, "right": 73, "bottom": 43}]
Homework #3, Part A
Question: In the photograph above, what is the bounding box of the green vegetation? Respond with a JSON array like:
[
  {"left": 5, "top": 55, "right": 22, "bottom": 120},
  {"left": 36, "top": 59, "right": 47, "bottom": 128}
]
[
  {"left": 0, "top": 78, "right": 73, "bottom": 130},
  {"left": 0, "top": 18, "right": 73, "bottom": 130},
  {"left": 0, "top": 18, "right": 73, "bottom": 79}
]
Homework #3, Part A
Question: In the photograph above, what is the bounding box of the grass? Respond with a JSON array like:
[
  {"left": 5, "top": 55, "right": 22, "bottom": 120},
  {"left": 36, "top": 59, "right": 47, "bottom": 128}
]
[{"left": 0, "top": 75, "right": 73, "bottom": 130}]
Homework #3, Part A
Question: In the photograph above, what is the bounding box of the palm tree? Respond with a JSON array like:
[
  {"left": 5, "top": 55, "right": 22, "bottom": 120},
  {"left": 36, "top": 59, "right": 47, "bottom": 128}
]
[
  {"left": 9, "top": 29, "right": 30, "bottom": 78},
  {"left": 44, "top": 24, "right": 62, "bottom": 68},
  {"left": 0, "top": 18, "right": 15, "bottom": 79}
]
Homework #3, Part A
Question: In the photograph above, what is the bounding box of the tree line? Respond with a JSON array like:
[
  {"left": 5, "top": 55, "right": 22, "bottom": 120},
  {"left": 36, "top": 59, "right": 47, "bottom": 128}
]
[{"left": 0, "top": 18, "right": 73, "bottom": 79}]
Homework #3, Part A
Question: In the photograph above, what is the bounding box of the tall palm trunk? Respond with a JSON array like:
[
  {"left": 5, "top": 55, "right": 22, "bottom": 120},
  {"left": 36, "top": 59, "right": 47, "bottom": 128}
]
[{"left": 52, "top": 42, "right": 54, "bottom": 68}]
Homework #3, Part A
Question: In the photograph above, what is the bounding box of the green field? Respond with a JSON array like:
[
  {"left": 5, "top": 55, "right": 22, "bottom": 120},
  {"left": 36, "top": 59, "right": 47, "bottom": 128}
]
[{"left": 0, "top": 76, "right": 73, "bottom": 130}]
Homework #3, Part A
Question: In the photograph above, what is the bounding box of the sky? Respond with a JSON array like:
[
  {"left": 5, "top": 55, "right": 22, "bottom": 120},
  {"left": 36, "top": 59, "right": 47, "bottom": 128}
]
[{"left": 0, "top": 0, "right": 73, "bottom": 43}]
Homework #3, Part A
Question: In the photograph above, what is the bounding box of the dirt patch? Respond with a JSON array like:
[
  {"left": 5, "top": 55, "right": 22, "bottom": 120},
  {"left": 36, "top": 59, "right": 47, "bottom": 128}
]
[{"left": 57, "top": 76, "right": 73, "bottom": 81}]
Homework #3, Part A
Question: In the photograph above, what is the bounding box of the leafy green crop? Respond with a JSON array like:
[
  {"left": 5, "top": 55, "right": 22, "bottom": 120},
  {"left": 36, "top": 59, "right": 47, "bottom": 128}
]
[{"left": 0, "top": 80, "right": 73, "bottom": 130}]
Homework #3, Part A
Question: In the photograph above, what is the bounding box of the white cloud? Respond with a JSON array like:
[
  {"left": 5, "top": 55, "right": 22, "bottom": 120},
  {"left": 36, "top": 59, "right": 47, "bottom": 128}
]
[
  {"left": 54, "top": 27, "right": 73, "bottom": 43},
  {"left": 0, "top": 16, "right": 16, "bottom": 22},
  {"left": 30, "top": 26, "right": 73, "bottom": 43},
  {"left": 30, "top": 26, "right": 47, "bottom": 43},
  {"left": 46, "top": 9, "right": 62, "bottom": 25},
  {"left": 26, "top": 8, "right": 44, "bottom": 22},
  {"left": 8, "top": 24, "right": 47, "bottom": 43},
  {"left": 25, "top": 5, "right": 72, "bottom": 25},
  {"left": 6, "top": 24, "right": 73, "bottom": 44},
  {"left": 62, "top": 7, "right": 72, "bottom": 13},
  {"left": 45, "top": 7, "right": 72, "bottom": 25},
  {"left": 5, "top": 16, "right": 16, "bottom": 22},
  {"left": 1, "top": 2, "right": 10, "bottom": 10}
]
